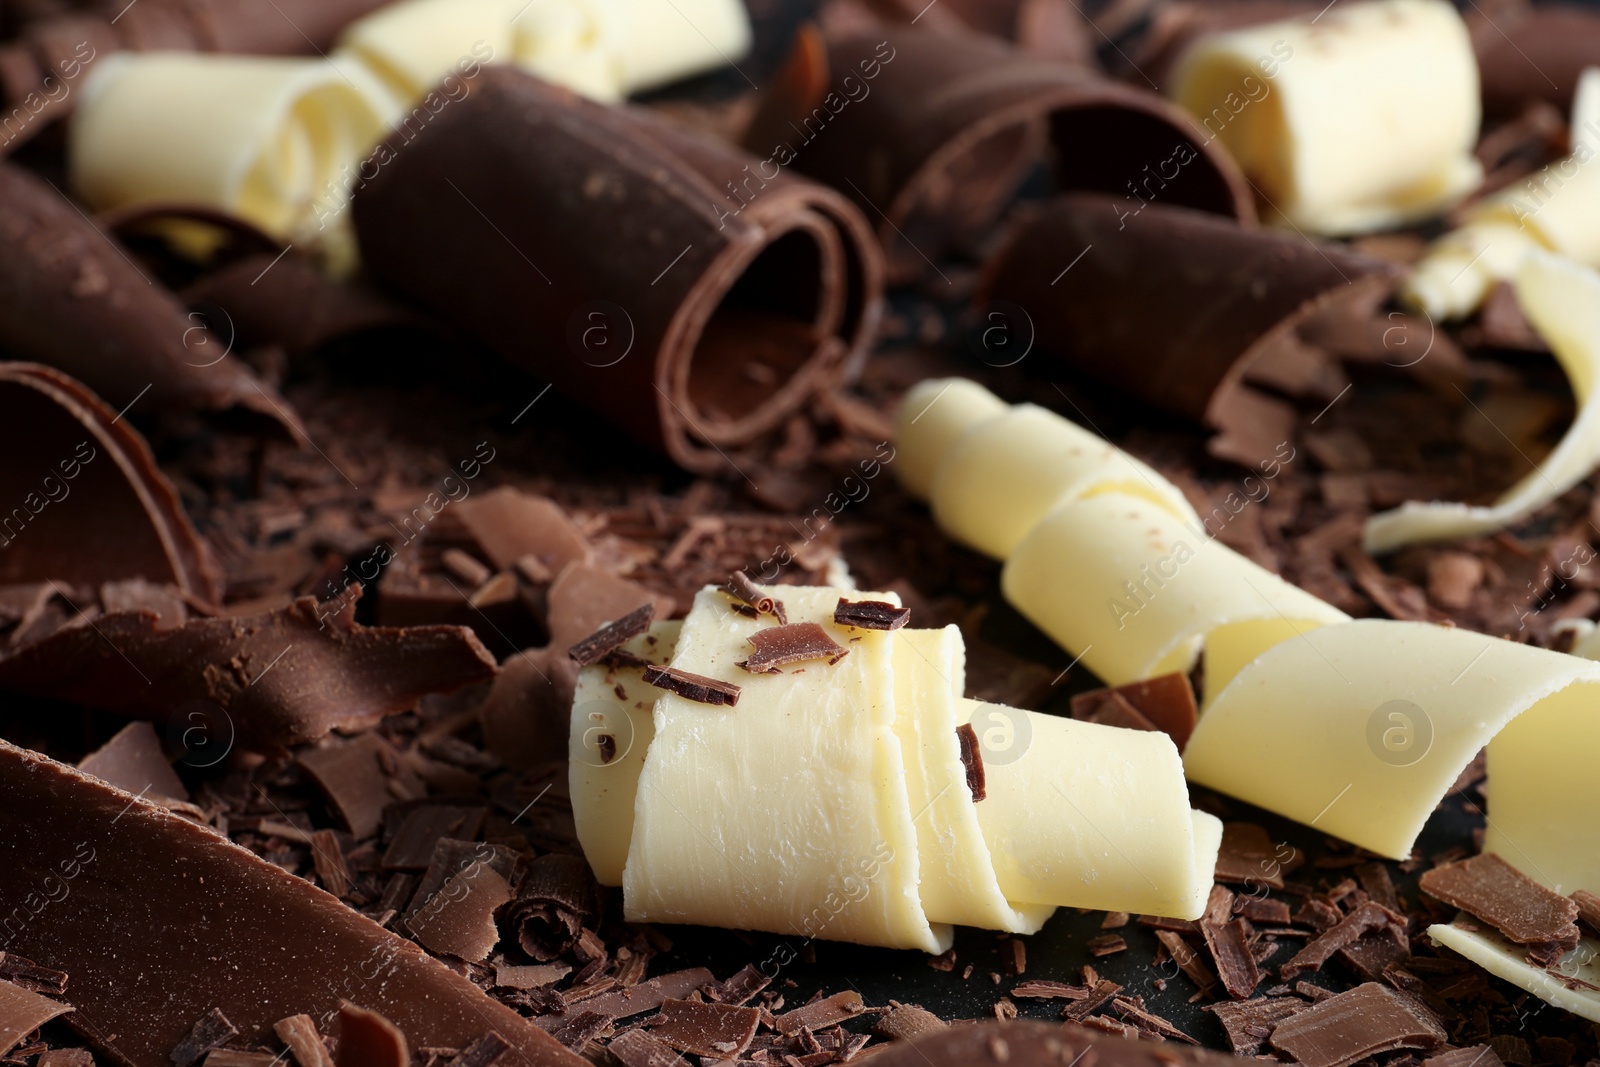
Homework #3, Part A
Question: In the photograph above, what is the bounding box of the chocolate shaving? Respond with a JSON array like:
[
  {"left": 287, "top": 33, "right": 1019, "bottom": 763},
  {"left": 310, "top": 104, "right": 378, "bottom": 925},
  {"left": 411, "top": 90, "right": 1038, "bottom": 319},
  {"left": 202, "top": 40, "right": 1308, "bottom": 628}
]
[
  {"left": 273, "top": 1014, "right": 333, "bottom": 1067},
  {"left": 77, "top": 720, "right": 187, "bottom": 801},
  {"left": 382, "top": 805, "right": 487, "bottom": 870},
  {"left": 1154, "top": 930, "right": 1216, "bottom": 992},
  {"left": 1205, "top": 997, "right": 1306, "bottom": 1056},
  {"left": 1281, "top": 901, "right": 1402, "bottom": 979},
  {"left": 457, "top": 488, "right": 591, "bottom": 577},
  {"left": 0, "top": 978, "right": 71, "bottom": 1056},
  {"left": 1420, "top": 853, "right": 1581, "bottom": 950},
  {"left": 0, "top": 586, "right": 497, "bottom": 754},
  {"left": 448, "top": 1032, "right": 511, "bottom": 1067},
  {"left": 1425, "top": 1046, "right": 1506, "bottom": 1067},
  {"left": 298, "top": 733, "right": 422, "bottom": 841},
  {"left": 1199, "top": 887, "right": 1260, "bottom": 999},
  {"left": 1086, "top": 935, "right": 1127, "bottom": 957},
  {"left": 336, "top": 1004, "right": 409, "bottom": 1067},
  {"left": 506, "top": 854, "right": 599, "bottom": 962},
  {"left": 773, "top": 991, "right": 863, "bottom": 1034},
  {"left": 406, "top": 860, "right": 513, "bottom": 963},
  {"left": 1269, "top": 982, "right": 1447, "bottom": 1067},
  {"left": 170, "top": 1008, "right": 239, "bottom": 1067},
  {"left": 565, "top": 969, "right": 713, "bottom": 1023},
  {"left": 1212, "top": 823, "right": 1289, "bottom": 889},
  {"left": 741, "top": 622, "right": 847, "bottom": 673},
  {"left": 727, "top": 572, "right": 785, "bottom": 623},
  {"left": 953, "top": 723, "right": 986, "bottom": 802},
  {"left": 874, "top": 1004, "right": 946, "bottom": 1041},
  {"left": 833, "top": 598, "right": 911, "bottom": 631},
  {"left": 708, "top": 964, "right": 770, "bottom": 1007},
  {"left": 1572, "top": 888, "right": 1600, "bottom": 936},
  {"left": 643, "top": 665, "right": 740, "bottom": 706},
  {"left": 608, "top": 1029, "right": 688, "bottom": 1067},
  {"left": 1062, "top": 980, "right": 1122, "bottom": 1020},
  {"left": 646, "top": 999, "right": 760, "bottom": 1059},
  {"left": 1069, "top": 674, "right": 1198, "bottom": 752},
  {"left": 569, "top": 604, "right": 655, "bottom": 667},
  {"left": 0, "top": 954, "right": 67, "bottom": 996},
  {"left": 1110, "top": 996, "right": 1195, "bottom": 1044}
]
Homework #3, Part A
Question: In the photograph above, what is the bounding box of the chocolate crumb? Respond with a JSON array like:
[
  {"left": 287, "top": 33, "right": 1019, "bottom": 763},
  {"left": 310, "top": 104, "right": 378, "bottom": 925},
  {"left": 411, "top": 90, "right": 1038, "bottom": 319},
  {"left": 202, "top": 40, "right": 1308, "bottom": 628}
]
[
  {"left": 643, "top": 665, "right": 740, "bottom": 706},
  {"left": 955, "top": 723, "right": 985, "bottom": 802},
  {"left": 833, "top": 599, "right": 910, "bottom": 631},
  {"left": 569, "top": 604, "right": 655, "bottom": 666},
  {"left": 741, "top": 623, "right": 846, "bottom": 673}
]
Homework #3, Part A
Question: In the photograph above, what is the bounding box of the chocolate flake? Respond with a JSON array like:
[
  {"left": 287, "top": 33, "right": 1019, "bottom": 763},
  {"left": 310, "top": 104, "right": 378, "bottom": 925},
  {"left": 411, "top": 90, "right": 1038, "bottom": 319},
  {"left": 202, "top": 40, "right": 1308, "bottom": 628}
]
[
  {"left": 447, "top": 1031, "right": 511, "bottom": 1067},
  {"left": 1205, "top": 997, "right": 1305, "bottom": 1056},
  {"left": 0, "top": 955, "right": 66, "bottom": 997},
  {"left": 608, "top": 1029, "right": 689, "bottom": 1067},
  {"left": 955, "top": 723, "right": 986, "bottom": 802},
  {"left": 874, "top": 1005, "right": 946, "bottom": 1041},
  {"left": 774, "top": 991, "right": 863, "bottom": 1034},
  {"left": 0, "top": 978, "right": 71, "bottom": 1057},
  {"left": 1086, "top": 935, "right": 1127, "bottom": 957},
  {"left": 571, "top": 968, "right": 713, "bottom": 1022},
  {"left": 170, "top": 1008, "right": 239, "bottom": 1067},
  {"left": 1420, "top": 853, "right": 1580, "bottom": 951},
  {"left": 273, "top": 1014, "right": 333, "bottom": 1067},
  {"left": 1062, "top": 980, "right": 1122, "bottom": 1021},
  {"left": 1069, "top": 674, "right": 1198, "bottom": 752},
  {"left": 643, "top": 665, "right": 740, "bottom": 706},
  {"left": 1200, "top": 888, "right": 1260, "bottom": 999},
  {"left": 1572, "top": 888, "right": 1600, "bottom": 936},
  {"left": 647, "top": 999, "right": 760, "bottom": 1058},
  {"left": 336, "top": 1004, "right": 409, "bottom": 1067},
  {"left": 1281, "top": 901, "right": 1401, "bottom": 978},
  {"left": 310, "top": 830, "right": 353, "bottom": 899},
  {"left": 708, "top": 964, "right": 770, "bottom": 1007},
  {"left": 406, "top": 860, "right": 514, "bottom": 963},
  {"left": 1269, "top": 982, "right": 1446, "bottom": 1067},
  {"left": 568, "top": 604, "right": 655, "bottom": 667},
  {"left": 1425, "top": 1046, "right": 1506, "bottom": 1067},
  {"left": 832, "top": 599, "right": 911, "bottom": 631},
  {"left": 741, "top": 623, "right": 846, "bottom": 673}
]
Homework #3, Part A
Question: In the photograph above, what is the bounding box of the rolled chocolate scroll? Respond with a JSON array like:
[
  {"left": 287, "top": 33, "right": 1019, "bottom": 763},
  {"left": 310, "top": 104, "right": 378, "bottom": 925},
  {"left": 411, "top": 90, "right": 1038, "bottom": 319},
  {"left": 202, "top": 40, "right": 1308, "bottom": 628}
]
[
  {"left": 0, "top": 0, "right": 390, "bottom": 154},
  {"left": 975, "top": 192, "right": 1400, "bottom": 463},
  {"left": 740, "top": 25, "right": 1253, "bottom": 275},
  {"left": 1472, "top": 3, "right": 1600, "bottom": 116},
  {"left": 0, "top": 161, "right": 306, "bottom": 442},
  {"left": 353, "top": 68, "right": 883, "bottom": 474},
  {"left": 0, "top": 362, "right": 222, "bottom": 600}
]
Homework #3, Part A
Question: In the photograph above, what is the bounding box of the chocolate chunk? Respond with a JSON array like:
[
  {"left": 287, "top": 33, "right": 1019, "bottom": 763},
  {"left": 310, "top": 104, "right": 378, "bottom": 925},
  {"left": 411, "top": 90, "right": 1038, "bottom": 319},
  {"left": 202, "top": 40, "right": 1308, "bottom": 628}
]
[
  {"left": 0, "top": 741, "right": 585, "bottom": 1067},
  {"left": 0, "top": 978, "right": 71, "bottom": 1056},
  {"left": 476, "top": 647, "right": 573, "bottom": 771},
  {"left": 1062, "top": 979, "right": 1122, "bottom": 1020},
  {"left": 1154, "top": 929, "right": 1217, "bottom": 992},
  {"left": 0, "top": 954, "right": 68, "bottom": 996},
  {"left": 336, "top": 1004, "right": 408, "bottom": 1067},
  {"left": 298, "top": 733, "right": 423, "bottom": 841},
  {"left": 954, "top": 723, "right": 986, "bottom": 802},
  {"left": 1281, "top": 901, "right": 1403, "bottom": 979},
  {"left": 833, "top": 598, "right": 910, "bottom": 631},
  {"left": 647, "top": 999, "right": 760, "bottom": 1058},
  {"left": 548, "top": 565, "right": 675, "bottom": 657},
  {"left": 643, "top": 665, "right": 740, "bottom": 706},
  {"left": 1205, "top": 997, "right": 1306, "bottom": 1056},
  {"left": 569, "top": 604, "right": 655, "bottom": 667},
  {"left": 1420, "top": 853, "right": 1581, "bottom": 949},
  {"left": 0, "top": 363, "right": 222, "bottom": 599},
  {"left": 273, "top": 1014, "right": 333, "bottom": 1067},
  {"left": 406, "top": 840, "right": 520, "bottom": 925},
  {"left": 741, "top": 622, "right": 847, "bottom": 674},
  {"left": 407, "top": 860, "right": 513, "bottom": 963},
  {"left": 0, "top": 588, "right": 496, "bottom": 754},
  {"left": 77, "top": 720, "right": 188, "bottom": 801},
  {"left": 37, "top": 1051, "right": 94, "bottom": 1067},
  {"left": 354, "top": 68, "right": 882, "bottom": 473},
  {"left": 506, "top": 854, "right": 599, "bottom": 962},
  {"left": 171, "top": 1008, "right": 239, "bottom": 1067},
  {"left": 1069, "top": 674, "right": 1198, "bottom": 752},
  {"left": 773, "top": 991, "right": 863, "bottom": 1034},
  {"left": 977, "top": 193, "right": 1401, "bottom": 465},
  {"left": 1269, "top": 982, "right": 1446, "bottom": 1067},
  {"left": 608, "top": 1029, "right": 688, "bottom": 1067},
  {"left": 0, "top": 165, "right": 304, "bottom": 442}
]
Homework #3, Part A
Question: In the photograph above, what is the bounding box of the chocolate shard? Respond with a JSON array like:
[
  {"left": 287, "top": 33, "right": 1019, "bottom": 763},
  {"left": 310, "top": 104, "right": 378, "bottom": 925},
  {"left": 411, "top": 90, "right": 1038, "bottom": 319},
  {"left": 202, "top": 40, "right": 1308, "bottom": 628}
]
[
  {"left": 77, "top": 720, "right": 188, "bottom": 801},
  {"left": 381, "top": 804, "right": 487, "bottom": 871},
  {"left": 976, "top": 193, "right": 1402, "bottom": 465},
  {"left": 0, "top": 954, "right": 68, "bottom": 996},
  {"left": 707, "top": 964, "right": 770, "bottom": 1007},
  {"left": 1205, "top": 996, "right": 1305, "bottom": 1056},
  {"left": 564, "top": 968, "right": 713, "bottom": 1023},
  {"left": 740, "top": 622, "right": 846, "bottom": 673},
  {"left": 0, "top": 165, "right": 304, "bottom": 441},
  {"left": 608, "top": 1029, "right": 688, "bottom": 1067},
  {"left": 643, "top": 665, "right": 740, "bottom": 706},
  {"left": 274, "top": 1014, "right": 333, "bottom": 1067},
  {"left": 171, "top": 1008, "right": 239, "bottom": 1067},
  {"left": 0, "top": 740, "right": 588, "bottom": 1067},
  {"left": 742, "top": 25, "right": 1251, "bottom": 278},
  {"left": 874, "top": 1004, "right": 946, "bottom": 1041},
  {"left": 406, "top": 860, "right": 514, "bottom": 963},
  {"left": 506, "top": 854, "right": 600, "bottom": 962},
  {"left": 0, "top": 586, "right": 497, "bottom": 754},
  {"left": 1420, "top": 853, "right": 1581, "bottom": 950},
  {"left": 955, "top": 723, "right": 986, "bottom": 802},
  {"left": 353, "top": 68, "right": 883, "bottom": 473},
  {"left": 833, "top": 598, "right": 911, "bottom": 631},
  {"left": 1211, "top": 822, "right": 1291, "bottom": 889},
  {"left": 864, "top": 1019, "right": 1240, "bottom": 1067},
  {"left": 1268, "top": 982, "right": 1447, "bottom": 1067},
  {"left": 0, "top": 362, "right": 222, "bottom": 600},
  {"left": 773, "top": 991, "right": 864, "bottom": 1034},
  {"left": 568, "top": 604, "right": 655, "bottom": 667},
  {"left": 647, "top": 999, "right": 760, "bottom": 1059},
  {"left": 1280, "top": 901, "right": 1403, "bottom": 979},
  {"left": 0, "top": 977, "right": 71, "bottom": 1057},
  {"left": 297, "top": 733, "right": 422, "bottom": 842},
  {"left": 1199, "top": 887, "right": 1260, "bottom": 999},
  {"left": 448, "top": 1032, "right": 511, "bottom": 1067},
  {"left": 336, "top": 1004, "right": 409, "bottom": 1067},
  {"left": 456, "top": 488, "right": 591, "bottom": 577},
  {"left": 1069, "top": 673, "right": 1198, "bottom": 752},
  {"left": 1572, "top": 888, "right": 1600, "bottom": 936}
]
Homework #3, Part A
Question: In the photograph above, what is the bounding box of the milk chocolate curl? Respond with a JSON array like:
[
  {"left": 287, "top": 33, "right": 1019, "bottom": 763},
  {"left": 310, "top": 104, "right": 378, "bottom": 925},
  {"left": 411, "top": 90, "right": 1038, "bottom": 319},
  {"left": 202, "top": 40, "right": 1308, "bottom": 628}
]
[
  {"left": 0, "top": 162, "right": 305, "bottom": 442},
  {"left": 976, "top": 193, "right": 1400, "bottom": 464},
  {"left": 740, "top": 25, "right": 1253, "bottom": 277},
  {"left": 0, "top": 740, "right": 587, "bottom": 1067},
  {"left": 1472, "top": 4, "right": 1600, "bottom": 116},
  {"left": 0, "top": 0, "right": 390, "bottom": 153},
  {"left": 0, "top": 362, "right": 222, "bottom": 601},
  {"left": 353, "top": 67, "right": 883, "bottom": 474}
]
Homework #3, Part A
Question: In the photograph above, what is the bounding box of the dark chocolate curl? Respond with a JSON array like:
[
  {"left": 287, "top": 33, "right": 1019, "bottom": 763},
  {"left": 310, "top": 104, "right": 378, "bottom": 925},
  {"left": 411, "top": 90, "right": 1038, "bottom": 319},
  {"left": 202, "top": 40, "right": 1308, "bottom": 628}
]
[
  {"left": 0, "top": 361, "right": 222, "bottom": 601},
  {"left": 0, "top": 740, "right": 588, "bottom": 1067},
  {"left": 1471, "top": 4, "right": 1600, "bottom": 116},
  {"left": 508, "top": 854, "right": 601, "bottom": 962},
  {"left": 0, "top": 163, "right": 306, "bottom": 442},
  {"left": 0, "top": 586, "right": 497, "bottom": 752},
  {"left": 741, "top": 25, "right": 1253, "bottom": 276},
  {"left": 0, "top": 0, "right": 390, "bottom": 153},
  {"left": 354, "top": 68, "right": 884, "bottom": 474},
  {"left": 976, "top": 193, "right": 1400, "bottom": 464}
]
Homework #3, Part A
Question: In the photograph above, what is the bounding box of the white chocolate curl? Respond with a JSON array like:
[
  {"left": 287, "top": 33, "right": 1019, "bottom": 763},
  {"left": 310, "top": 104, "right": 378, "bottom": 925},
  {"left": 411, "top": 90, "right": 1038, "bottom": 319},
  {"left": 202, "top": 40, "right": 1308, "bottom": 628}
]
[
  {"left": 1367, "top": 252, "right": 1600, "bottom": 552},
  {"left": 69, "top": 54, "right": 386, "bottom": 257},
  {"left": 1171, "top": 0, "right": 1482, "bottom": 235},
  {"left": 569, "top": 585, "right": 1220, "bottom": 949}
]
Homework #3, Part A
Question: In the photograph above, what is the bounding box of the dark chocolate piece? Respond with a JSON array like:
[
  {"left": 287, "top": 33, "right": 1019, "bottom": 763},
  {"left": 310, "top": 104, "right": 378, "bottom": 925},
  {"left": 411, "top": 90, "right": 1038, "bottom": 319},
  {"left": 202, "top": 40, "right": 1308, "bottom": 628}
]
[
  {"left": 833, "top": 598, "right": 910, "bottom": 631},
  {"left": 742, "top": 25, "right": 1252, "bottom": 278},
  {"left": 0, "top": 362, "right": 222, "bottom": 600},
  {"left": 381, "top": 805, "right": 487, "bottom": 870},
  {"left": 0, "top": 587, "right": 497, "bottom": 754},
  {"left": 456, "top": 488, "right": 592, "bottom": 576},
  {"left": 354, "top": 68, "right": 883, "bottom": 473},
  {"left": 1211, "top": 822, "right": 1289, "bottom": 889},
  {"left": 298, "top": 734, "right": 422, "bottom": 842},
  {"left": 1154, "top": 929, "right": 1217, "bottom": 992},
  {"left": 741, "top": 622, "right": 846, "bottom": 672},
  {"left": 1572, "top": 888, "right": 1600, "bottom": 936},
  {"left": 1472, "top": 4, "right": 1600, "bottom": 115},
  {"left": 1420, "top": 853, "right": 1581, "bottom": 949},
  {"left": 565, "top": 969, "right": 713, "bottom": 1023},
  {"left": 0, "top": 165, "right": 303, "bottom": 440},
  {"left": 646, "top": 999, "right": 760, "bottom": 1058},
  {"left": 727, "top": 572, "right": 784, "bottom": 621},
  {"left": 275, "top": 1014, "right": 332, "bottom": 1067},
  {"left": 874, "top": 1004, "right": 946, "bottom": 1041},
  {"left": 1269, "top": 982, "right": 1447, "bottom": 1067},
  {"left": 170, "top": 1008, "right": 239, "bottom": 1067},
  {"left": 708, "top": 964, "right": 770, "bottom": 1007},
  {"left": 569, "top": 604, "right": 655, "bottom": 667},
  {"left": 0, "top": 978, "right": 71, "bottom": 1056},
  {"left": 1200, "top": 887, "right": 1260, "bottom": 999},
  {"left": 1425, "top": 1046, "right": 1506, "bottom": 1067},
  {"left": 406, "top": 860, "right": 513, "bottom": 963},
  {"left": 336, "top": 1004, "right": 408, "bottom": 1067},
  {"left": 506, "top": 854, "right": 599, "bottom": 963},
  {"left": 449, "top": 1032, "right": 511, "bottom": 1067},
  {"left": 0, "top": 740, "right": 588, "bottom": 1067},
  {"left": 976, "top": 193, "right": 1401, "bottom": 465},
  {"left": 955, "top": 722, "right": 986, "bottom": 802},
  {"left": 0, "top": 954, "right": 68, "bottom": 996},
  {"left": 607, "top": 1029, "right": 688, "bottom": 1067},
  {"left": 77, "top": 720, "right": 188, "bottom": 801},
  {"left": 772, "top": 991, "right": 863, "bottom": 1034},
  {"left": 1086, "top": 935, "right": 1127, "bottom": 957},
  {"left": 643, "top": 665, "right": 740, "bottom": 706},
  {"left": 1205, "top": 996, "right": 1305, "bottom": 1056},
  {"left": 1280, "top": 901, "right": 1402, "bottom": 978},
  {"left": 1069, "top": 673, "right": 1198, "bottom": 752}
]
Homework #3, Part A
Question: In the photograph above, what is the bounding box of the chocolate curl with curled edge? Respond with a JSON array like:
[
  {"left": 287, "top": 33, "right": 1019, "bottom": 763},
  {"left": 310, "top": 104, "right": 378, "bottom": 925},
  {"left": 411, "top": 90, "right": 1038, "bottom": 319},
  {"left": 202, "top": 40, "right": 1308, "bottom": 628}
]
[
  {"left": 0, "top": 361, "right": 222, "bottom": 601},
  {"left": 0, "top": 585, "right": 498, "bottom": 752},
  {"left": 0, "top": 739, "right": 590, "bottom": 1067},
  {"left": 740, "top": 25, "right": 1254, "bottom": 278},
  {"left": 353, "top": 67, "right": 884, "bottom": 474},
  {"left": 0, "top": 0, "right": 391, "bottom": 155},
  {"left": 976, "top": 193, "right": 1401, "bottom": 465},
  {"left": 1470, "top": 3, "right": 1600, "bottom": 116},
  {"left": 0, "top": 162, "right": 306, "bottom": 443}
]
